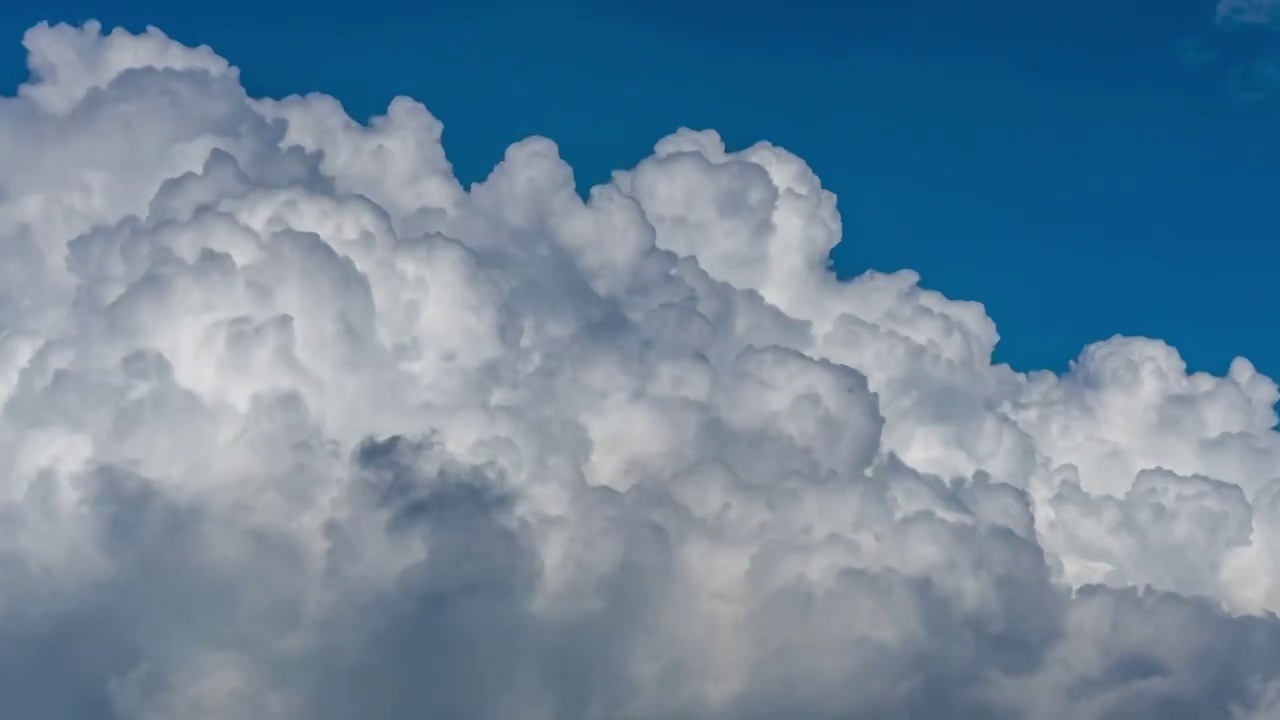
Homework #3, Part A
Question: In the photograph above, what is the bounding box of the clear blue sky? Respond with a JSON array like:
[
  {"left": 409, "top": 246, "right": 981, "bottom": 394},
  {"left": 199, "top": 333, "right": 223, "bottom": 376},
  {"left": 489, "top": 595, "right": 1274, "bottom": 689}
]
[{"left": 4, "top": 0, "right": 1277, "bottom": 377}]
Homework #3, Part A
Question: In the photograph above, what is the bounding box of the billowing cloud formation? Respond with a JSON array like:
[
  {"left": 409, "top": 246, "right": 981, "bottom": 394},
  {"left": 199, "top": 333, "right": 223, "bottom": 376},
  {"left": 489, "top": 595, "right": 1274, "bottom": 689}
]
[{"left": 3, "top": 20, "right": 1280, "bottom": 720}]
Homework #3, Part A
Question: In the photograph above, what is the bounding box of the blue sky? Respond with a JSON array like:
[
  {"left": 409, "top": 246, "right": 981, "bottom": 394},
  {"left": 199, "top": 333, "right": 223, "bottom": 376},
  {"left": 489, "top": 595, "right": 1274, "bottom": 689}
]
[{"left": 3, "top": 0, "right": 1277, "bottom": 377}]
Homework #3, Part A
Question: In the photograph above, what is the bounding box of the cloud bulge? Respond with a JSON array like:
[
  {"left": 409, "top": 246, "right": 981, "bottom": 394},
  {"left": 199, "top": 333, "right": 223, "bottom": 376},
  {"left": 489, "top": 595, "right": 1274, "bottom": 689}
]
[{"left": 2, "top": 20, "right": 1280, "bottom": 719}]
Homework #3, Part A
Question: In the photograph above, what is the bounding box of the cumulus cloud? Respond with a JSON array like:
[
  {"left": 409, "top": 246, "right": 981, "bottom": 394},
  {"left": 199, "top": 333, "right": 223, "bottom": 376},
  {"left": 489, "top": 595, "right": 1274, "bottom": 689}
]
[{"left": 2, "top": 20, "right": 1280, "bottom": 719}]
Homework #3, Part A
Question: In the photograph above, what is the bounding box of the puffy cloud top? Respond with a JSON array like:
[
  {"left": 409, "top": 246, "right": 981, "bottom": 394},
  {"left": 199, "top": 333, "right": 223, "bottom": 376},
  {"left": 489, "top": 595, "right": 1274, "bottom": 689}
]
[{"left": 2, "top": 21, "right": 1280, "bottom": 720}]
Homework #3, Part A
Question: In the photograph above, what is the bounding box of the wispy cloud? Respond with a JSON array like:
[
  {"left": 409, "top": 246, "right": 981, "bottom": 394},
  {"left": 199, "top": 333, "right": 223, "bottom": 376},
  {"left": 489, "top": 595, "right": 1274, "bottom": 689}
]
[{"left": 1217, "top": 0, "right": 1280, "bottom": 26}]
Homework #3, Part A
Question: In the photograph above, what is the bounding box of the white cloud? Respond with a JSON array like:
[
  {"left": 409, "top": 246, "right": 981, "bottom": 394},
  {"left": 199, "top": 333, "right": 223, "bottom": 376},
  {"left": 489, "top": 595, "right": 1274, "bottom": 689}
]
[{"left": 2, "top": 20, "right": 1280, "bottom": 719}]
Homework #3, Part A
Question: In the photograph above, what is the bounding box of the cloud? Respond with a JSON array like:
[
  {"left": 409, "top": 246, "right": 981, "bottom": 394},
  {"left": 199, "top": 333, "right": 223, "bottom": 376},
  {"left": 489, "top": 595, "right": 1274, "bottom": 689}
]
[
  {"left": 1182, "top": 0, "right": 1280, "bottom": 107},
  {"left": 2, "top": 20, "right": 1280, "bottom": 719},
  {"left": 1217, "top": 0, "right": 1280, "bottom": 27}
]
